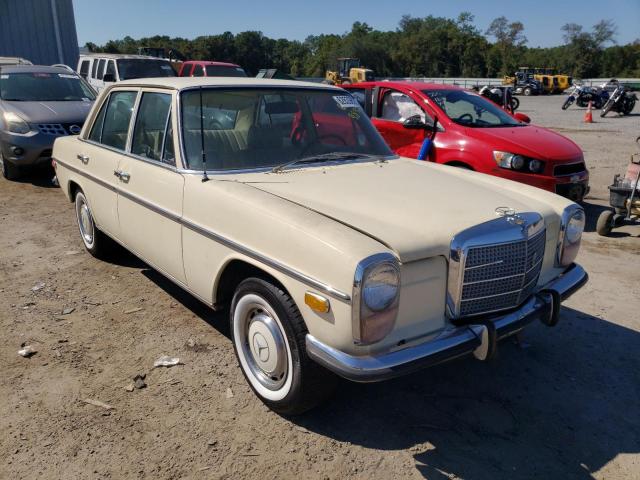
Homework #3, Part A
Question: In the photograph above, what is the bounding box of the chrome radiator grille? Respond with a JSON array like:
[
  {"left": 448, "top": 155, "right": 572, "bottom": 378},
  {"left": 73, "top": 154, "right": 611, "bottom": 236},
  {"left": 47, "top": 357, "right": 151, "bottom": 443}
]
[
  {"left": 446, "top": 212, "right": 547, "bottom": 319},
  {"left": 459, "top": 229, "right": 546, "bottom": 317}
]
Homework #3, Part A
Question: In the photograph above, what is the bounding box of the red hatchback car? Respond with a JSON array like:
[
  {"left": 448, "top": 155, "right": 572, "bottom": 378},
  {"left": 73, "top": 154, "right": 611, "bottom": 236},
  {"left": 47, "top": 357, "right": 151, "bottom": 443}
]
[
  {"left": 178, "top": 61, "right": 247, "bottom": 78},
  {"left": 342, "top": 81, "right": 589, "bottom": 201}
]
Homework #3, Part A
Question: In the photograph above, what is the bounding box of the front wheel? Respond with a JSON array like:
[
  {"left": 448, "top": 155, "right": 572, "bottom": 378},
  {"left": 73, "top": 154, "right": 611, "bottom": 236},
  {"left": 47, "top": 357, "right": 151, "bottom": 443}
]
[
  {"left": 600, "top": 99, "right": 614, "bottom": 117},
  {"left": 0, "top": 149, "right": 20, "bottom": 180},
  {"left": 523, "top": 87, "right": 532, "bottom": 96},
  {"left": 596, "top": 210, "right": 614, "bottom": 236},
  {"left": 230, "top": 278, "right": 337, "bottom": 415},
  {"left": 510, "top": 97, "right": 520, "bottom": 111},
  {"left": 562, "top": 97, "right": 574, "bottom": 110}
]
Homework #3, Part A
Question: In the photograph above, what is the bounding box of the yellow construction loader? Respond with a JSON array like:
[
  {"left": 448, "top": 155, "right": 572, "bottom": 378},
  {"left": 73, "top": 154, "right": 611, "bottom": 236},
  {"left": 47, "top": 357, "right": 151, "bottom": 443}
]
[{"left": 324, "top": 58, "right": 374, "bottom": 85}]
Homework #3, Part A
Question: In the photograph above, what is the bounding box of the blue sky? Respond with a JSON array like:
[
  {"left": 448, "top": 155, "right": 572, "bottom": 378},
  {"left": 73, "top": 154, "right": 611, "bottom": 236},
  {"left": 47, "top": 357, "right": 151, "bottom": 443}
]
[{"left": 73, "top": 0, "right": 639, "bottom": 48}]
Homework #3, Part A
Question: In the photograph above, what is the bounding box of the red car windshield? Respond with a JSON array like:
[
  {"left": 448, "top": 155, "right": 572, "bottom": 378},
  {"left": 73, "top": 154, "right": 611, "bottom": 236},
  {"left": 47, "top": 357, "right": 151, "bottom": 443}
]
[
  {"left": 205, "top": 65, "right": 247, "bottom": 77},
  {"left": 423, "top": 89, "right": 522, "bottom": 128}
]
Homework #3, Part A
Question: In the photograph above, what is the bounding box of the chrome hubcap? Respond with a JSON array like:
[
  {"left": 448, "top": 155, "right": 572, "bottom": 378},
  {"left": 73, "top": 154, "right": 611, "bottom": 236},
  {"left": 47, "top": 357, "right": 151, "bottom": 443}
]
[
  {"left": 241, "top": 305, "right": 288, "bottom": 390},
  {"left": 77, "top": 199, "right": 94, "bottom": 246}
]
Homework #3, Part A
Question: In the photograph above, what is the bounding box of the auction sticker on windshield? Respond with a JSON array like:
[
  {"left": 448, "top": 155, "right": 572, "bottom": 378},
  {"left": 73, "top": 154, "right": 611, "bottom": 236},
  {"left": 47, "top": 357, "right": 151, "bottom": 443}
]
[{"left": 333, "top": 95, "right": 360, "bottom": 109}]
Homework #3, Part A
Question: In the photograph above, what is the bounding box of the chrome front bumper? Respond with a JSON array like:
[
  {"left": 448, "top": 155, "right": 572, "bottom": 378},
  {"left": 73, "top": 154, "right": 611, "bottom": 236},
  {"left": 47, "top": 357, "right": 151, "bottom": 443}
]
[{"left": 306, "top": 263, "right": 588, "bottom": 382}]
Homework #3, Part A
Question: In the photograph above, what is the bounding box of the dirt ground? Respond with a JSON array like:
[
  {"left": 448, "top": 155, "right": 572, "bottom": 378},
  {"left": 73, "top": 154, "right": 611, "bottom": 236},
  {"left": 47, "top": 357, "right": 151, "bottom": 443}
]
[{"left": 1, "top": 96, "right": 639, "bottom": 480}]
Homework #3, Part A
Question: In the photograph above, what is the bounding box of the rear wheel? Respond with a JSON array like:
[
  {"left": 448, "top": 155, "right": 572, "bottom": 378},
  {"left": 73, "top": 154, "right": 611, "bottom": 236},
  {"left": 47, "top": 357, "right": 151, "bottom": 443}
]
[
  {"left": 74, "top": 190, "right": 112, "bottom": 258},
  {"left": 596, "top": 210, "right": 614, "bottom": 236},
  {"left": 523, "top": 87, "right": 532, "bottom": 96},
  {"left": 510, "top": 97, "right": 520, "bottom": 111},
  {"left": 230, "top": 278, "right": 337, "bottom": 415},
  {"left": 0, "top": 149, "right": 20, "bottom": 180}
]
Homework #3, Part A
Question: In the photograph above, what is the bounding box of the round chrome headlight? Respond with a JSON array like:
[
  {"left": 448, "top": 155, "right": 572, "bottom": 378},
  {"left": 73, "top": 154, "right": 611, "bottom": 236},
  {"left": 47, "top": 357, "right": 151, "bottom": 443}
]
[
  {"left": 565, "top": 209, "right": 585, "bottom": 243},
  {"left": 362, "top": 262, "right": 400, "bottom": 312},
  {"left": 557, "top": 206, "right": 585, "bottom": 267}
]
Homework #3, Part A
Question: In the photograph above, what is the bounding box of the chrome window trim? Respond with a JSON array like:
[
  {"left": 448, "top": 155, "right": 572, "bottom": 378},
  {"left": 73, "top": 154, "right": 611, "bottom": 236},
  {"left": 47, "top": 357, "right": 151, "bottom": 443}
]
[
  {"left": 128, "top": 91, "right": 173, "bottom": 165},
  {"left": 54, "top": 157, "right": 350, "bottom": 303},
  {"left": 446, "top": 212, "right": 545, "bottom": 319},
  {"left": 175, "top": 85, "right": 397, "bottom": 173},
  {"left": 351, "top": 252, "right": 401, "bottom": 344}
]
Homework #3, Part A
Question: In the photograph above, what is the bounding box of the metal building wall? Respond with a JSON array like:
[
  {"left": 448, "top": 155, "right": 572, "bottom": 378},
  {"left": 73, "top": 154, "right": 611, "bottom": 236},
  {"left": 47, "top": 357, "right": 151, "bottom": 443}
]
[{"left": 0, "top": 0, "right": 79, "bottom": 67}]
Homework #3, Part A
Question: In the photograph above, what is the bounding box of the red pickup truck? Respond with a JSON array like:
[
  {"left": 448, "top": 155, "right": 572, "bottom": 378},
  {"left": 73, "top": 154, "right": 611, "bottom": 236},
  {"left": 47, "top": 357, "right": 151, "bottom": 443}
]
[
  {"left": 342, "top": 81, "right": 589, "bottom": 201},
  {"left": 178, "top": 61, "right": 247, "bottom": 78}
]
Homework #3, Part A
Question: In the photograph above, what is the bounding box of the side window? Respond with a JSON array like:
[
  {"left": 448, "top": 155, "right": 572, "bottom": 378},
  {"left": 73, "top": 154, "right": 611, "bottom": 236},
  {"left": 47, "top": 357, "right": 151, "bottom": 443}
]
[
  {"left": 91, "top": 59, "right": 98, "bottom": 79},
  {"left": 88, "top": 98, "right": 108, "bottom": 142},
  {"left": 380, "top": 91, "right": 427, "bottom": 123},
  {"left": 180, "top": 64, "right": 192, "bottom": 77},
  {"left": 105, "top": 60, "right": 116, "bottom": 79},
  {"left": 192, "top": 64, "right": 204, "bottom": 77},
  {"left": 79, "top": 60, "right": 90, "bottom": 79},
  {"left": 97, "top": 59, "right": 106, "bottom": 80},
  {"left": 99, "top": 91, "right": 137, "bottom": 150},
  {"left": 162, "top": 113, "right": 175, "bottom": 166},
  {"left": 131, "top": 92, "right": 172, "bottom": 161}
]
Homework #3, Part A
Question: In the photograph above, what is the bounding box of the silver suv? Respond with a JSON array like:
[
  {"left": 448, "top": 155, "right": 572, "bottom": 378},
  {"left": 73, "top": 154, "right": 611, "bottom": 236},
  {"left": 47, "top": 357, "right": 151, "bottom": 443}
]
[{"left": 0, "top": 65, "right": 96, "bottom": 180}]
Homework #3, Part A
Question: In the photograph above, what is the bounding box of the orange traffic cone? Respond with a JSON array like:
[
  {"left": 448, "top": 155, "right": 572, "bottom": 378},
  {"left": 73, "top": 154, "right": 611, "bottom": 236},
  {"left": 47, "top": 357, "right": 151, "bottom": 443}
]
[{"left": 584, "top": 100, "right": 593, "bottom": 123}]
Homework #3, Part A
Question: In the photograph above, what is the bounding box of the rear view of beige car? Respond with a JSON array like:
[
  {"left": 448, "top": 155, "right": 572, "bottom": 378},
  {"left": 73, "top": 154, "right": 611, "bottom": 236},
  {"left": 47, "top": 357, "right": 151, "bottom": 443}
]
[{"left": 52, "top": 77, "right": 588, "bottom": 414}]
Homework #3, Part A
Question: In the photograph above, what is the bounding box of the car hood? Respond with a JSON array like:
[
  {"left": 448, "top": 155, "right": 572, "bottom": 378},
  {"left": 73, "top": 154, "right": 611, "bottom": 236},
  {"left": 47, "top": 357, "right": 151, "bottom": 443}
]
[
  {"left": 2, "top": 100, "right": 93, "bottom": 124},
  {"left": 464, "top": 125, "right": 582, "bottom": 161},
  {"left": 232, "top": 158, "right": 570, "bottom": 263}
]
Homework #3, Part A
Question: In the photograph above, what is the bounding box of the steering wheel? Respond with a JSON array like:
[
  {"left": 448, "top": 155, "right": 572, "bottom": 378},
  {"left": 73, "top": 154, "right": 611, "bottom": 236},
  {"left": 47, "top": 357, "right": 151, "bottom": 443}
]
[
  {"left": 205, "top": 119, "right": 223, "bottom": 130},
  {"left": 456, "top": 113, "right": 474, "bottom": 124},
  {"left": 299, "top": 134, "right": 347, "bottom": 157}
]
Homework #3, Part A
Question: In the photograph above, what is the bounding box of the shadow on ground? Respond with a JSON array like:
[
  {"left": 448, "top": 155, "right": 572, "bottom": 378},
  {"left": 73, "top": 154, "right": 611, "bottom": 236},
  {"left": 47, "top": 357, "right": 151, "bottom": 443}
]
[
  {"left": 133, "top": 262, "right": 640, "bottom": 480},
  {"left": 291, "top": 307, "right": 640, "bottom": 479},
  {"left": 13, "top": 167, "right": 58, "bottom": 188}
]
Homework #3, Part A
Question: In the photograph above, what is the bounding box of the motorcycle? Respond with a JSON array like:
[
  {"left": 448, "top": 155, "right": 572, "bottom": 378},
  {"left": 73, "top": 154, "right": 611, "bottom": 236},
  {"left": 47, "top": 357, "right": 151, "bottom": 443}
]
[
  {"left": 562, "top": 85, "right": 608, "bottom": 110},
  {"left": 478, "top": 86, "right": 519, "bottom": 112},
  {"left": 600, "top": 84, "right": 637, "bottom": 117}
]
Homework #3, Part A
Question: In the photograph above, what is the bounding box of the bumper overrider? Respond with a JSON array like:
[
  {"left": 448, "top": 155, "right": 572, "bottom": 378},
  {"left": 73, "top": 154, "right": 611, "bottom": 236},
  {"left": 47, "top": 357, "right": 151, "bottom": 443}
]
[{"left": 306, "top": 263, "right": 588, "bottom": 382}]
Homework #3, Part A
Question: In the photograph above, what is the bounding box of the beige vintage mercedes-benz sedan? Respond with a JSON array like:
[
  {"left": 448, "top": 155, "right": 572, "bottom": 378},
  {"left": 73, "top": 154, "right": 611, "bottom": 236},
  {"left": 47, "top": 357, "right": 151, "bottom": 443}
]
[{"left": 52, "top": 77, "right": 588, "bottom": 414}]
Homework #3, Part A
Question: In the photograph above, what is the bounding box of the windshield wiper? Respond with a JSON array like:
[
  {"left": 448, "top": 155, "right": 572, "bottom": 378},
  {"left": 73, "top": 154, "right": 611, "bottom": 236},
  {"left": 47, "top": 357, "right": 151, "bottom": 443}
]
[{"left": 271, "top": 152, "right": 380, "bottom": 173}]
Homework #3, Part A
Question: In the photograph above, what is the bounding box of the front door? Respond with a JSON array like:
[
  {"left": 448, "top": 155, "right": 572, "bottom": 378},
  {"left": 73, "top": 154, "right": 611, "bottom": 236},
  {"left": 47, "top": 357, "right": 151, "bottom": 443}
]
[
  {"left": 115, "top": 90, "right": 186, "bottom": 284},
  {"left": 372, "top": 89, "right": 429, "bottom": 158}
]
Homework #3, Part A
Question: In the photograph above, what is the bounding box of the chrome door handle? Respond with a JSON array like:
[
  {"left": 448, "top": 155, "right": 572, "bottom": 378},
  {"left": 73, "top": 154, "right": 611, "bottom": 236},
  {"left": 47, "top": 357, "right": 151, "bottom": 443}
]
[
  {"left": 114, "top": 170, "right": 130, "bottom": 182},
  {"left": 77, "top": 154, "right": 89, "bottom": 164}
]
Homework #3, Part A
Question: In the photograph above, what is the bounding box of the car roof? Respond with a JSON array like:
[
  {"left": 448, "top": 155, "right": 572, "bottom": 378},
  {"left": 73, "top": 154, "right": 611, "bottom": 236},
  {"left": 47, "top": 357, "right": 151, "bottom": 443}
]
[
  {"left": 183, "top": 60, "right": 241, "bottom": 68},
  {"left": 0, "top": 64, "right": 79, "bottom": 75},
  {"left": 113, "top": 77, "right": 341, "bottom": 91},
  {"left": 79, "top": 53, "right": 168, "bottom": 60},
  {"left": 345, "top": 81, "right": 465, "bottom": 91}
]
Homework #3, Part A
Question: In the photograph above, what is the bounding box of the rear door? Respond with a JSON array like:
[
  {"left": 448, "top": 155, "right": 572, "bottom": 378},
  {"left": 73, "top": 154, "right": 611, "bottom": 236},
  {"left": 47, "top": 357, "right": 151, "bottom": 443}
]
[
  {"left": 115, "top": 89, "right": 185, "bottom": 284},
  {"left": 77, "top": 89, "right": 138, "bottom": 239}
]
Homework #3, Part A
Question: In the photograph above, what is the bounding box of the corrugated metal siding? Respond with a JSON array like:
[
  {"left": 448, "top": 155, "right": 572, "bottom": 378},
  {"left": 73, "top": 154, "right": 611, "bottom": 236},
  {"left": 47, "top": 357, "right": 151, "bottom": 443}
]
[{"left": 0, "top": 0, "right": 79, "bottom": 67}]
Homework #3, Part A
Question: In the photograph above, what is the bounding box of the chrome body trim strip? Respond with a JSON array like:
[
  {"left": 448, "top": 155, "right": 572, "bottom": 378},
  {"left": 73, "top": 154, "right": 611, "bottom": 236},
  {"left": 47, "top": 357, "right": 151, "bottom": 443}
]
[
  {"left": 307, "top": 263, "right": 588, "bottom": 382},
  {"left": 54, "top": 157, "right": 351, "bottom": 302}
]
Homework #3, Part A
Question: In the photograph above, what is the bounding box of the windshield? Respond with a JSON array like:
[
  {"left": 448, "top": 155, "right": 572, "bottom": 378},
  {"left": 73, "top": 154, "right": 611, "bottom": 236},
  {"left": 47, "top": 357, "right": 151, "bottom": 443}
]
[
  {"left": 0, "top": 72, "right": 96, "bottom": 101},
  {"left": 423, "top": 89, "right": 522, "bottom": 128},
  {"left": 116, "top": 59, "right": 177, "bottom": 80},
  {"left": 181, "top": 88, "right": 393, "bottom": 171},
  {"left": 205, "top": 65, "right": 247, "bottom": 77}
]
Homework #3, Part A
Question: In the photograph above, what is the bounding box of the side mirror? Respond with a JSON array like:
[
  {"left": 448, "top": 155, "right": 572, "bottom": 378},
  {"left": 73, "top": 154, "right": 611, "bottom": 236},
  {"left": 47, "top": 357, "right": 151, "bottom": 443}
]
[
  {"left": 403, "top": 115, "right": 435, "bottom": 131},
  {"left": 103, "top": 73, "right": 115, "bottom": 83},
  {"left": 514, "top": 112, "right": 531, "bottom": 124}
]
